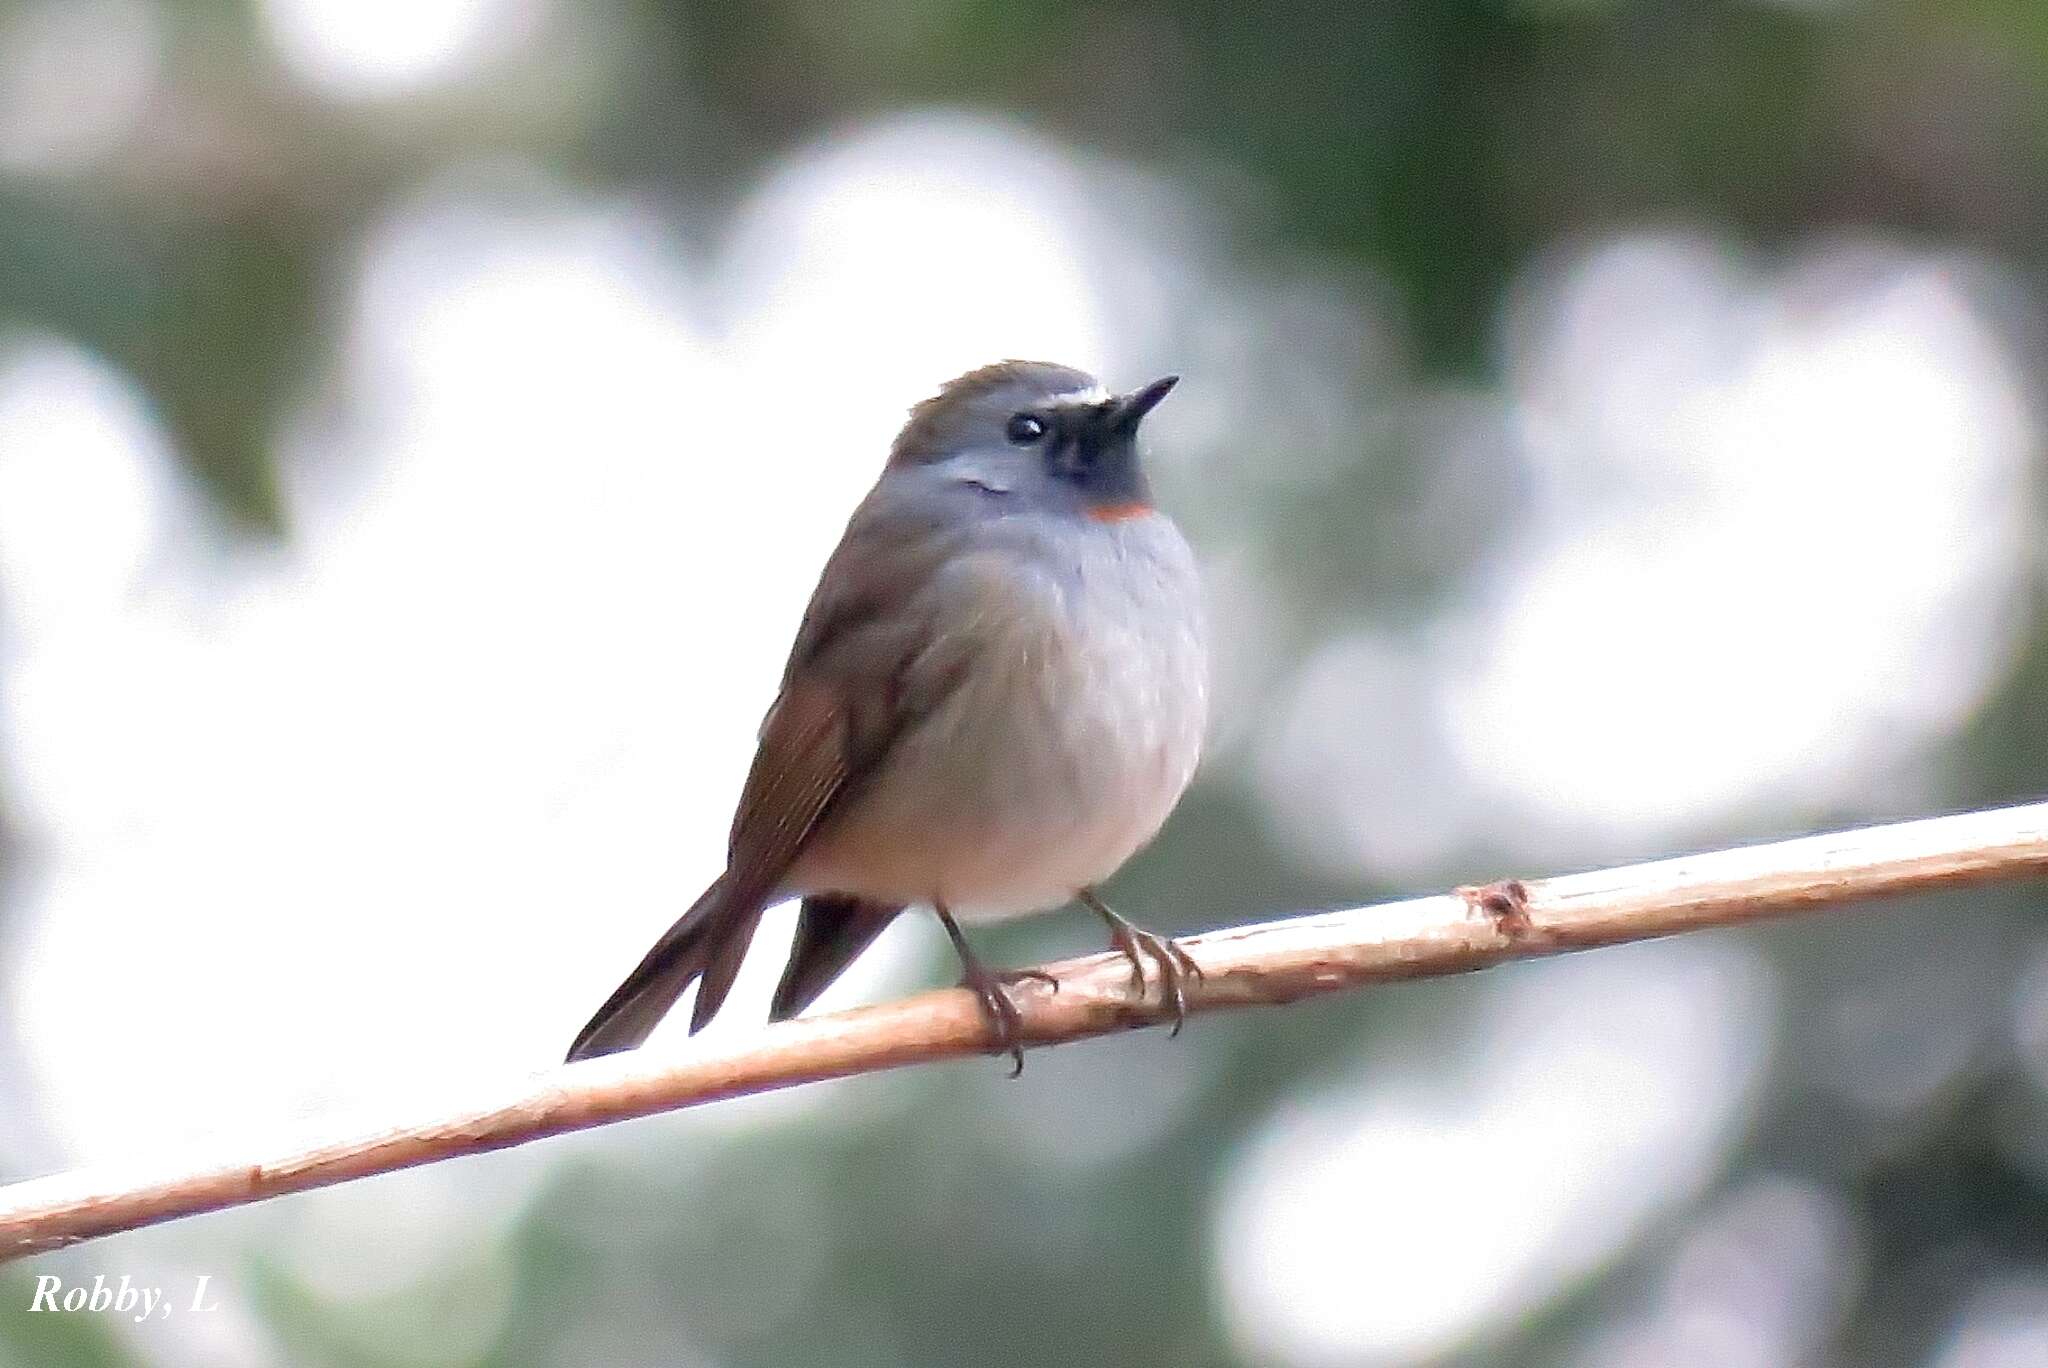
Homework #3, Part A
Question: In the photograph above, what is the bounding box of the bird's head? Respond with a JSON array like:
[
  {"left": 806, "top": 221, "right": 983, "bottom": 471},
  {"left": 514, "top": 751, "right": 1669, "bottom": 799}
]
[{"left": 888, "top": 360, "right": 1178, "bottom": 522}]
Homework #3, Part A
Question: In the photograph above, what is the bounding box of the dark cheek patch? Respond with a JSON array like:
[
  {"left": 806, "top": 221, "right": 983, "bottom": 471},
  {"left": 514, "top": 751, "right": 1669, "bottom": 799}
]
[{"left": 1086, "top": 501, "right": 1155, "bottom": 523}]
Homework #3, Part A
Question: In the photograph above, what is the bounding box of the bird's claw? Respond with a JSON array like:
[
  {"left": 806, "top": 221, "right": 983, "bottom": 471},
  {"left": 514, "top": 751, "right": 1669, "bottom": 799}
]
[
  {"left": 957, "top": 966, "right": 1057, "bottom": 1077},
  {"left": 1101, "top": 917, "right": 1204, "bottom": 1036}
]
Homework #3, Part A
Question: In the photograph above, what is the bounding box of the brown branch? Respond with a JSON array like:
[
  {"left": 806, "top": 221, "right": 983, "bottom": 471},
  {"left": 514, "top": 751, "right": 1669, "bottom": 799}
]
[{"left": 6, "top": 800, "right": 2048, "bottom": 1259}]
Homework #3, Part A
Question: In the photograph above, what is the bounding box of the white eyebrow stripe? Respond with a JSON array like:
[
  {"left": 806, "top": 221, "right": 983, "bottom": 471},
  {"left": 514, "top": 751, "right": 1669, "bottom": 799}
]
[{"left": 1046, "top": 385, "right": 1110, "bottom": 405}]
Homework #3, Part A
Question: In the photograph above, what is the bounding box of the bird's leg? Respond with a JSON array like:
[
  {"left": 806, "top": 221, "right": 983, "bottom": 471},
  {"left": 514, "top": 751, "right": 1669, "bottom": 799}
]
[
  {"left": 1078, "top": 888, "right": 1204, "bottom": 1036},
  {"left": 934, "top": 902, "right": 1054, "bottom": 1078}
]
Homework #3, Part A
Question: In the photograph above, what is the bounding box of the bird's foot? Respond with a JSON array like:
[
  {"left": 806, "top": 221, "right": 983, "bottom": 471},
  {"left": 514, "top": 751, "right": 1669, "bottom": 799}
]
[
  {"left": 934, "top": 901, "right": 1054, "bottom": 1077},
  {"left": 1078, "top": 889, "right": 1204, "bottom": 1035},
  {"left": 955, "top": 964, "right": 1055, "bottom": 1077}
]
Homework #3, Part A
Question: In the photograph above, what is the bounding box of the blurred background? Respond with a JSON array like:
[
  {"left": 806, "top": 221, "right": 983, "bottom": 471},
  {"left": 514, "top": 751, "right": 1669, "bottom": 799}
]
[{"left": 1, "top": 1, "right": 2046, "bottom": 1365}]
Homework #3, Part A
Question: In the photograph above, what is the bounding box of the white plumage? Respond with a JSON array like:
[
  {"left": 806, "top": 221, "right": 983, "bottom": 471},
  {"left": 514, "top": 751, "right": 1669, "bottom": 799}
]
[{"left": 790, "top": 511, "right": 1207, "bottom": 919}]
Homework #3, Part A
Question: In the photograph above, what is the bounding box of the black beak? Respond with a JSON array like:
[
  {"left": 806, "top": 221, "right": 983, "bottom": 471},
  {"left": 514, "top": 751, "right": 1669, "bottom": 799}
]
[{"left": 1107, "top": 374, "right": 1179, "bottom": 432}]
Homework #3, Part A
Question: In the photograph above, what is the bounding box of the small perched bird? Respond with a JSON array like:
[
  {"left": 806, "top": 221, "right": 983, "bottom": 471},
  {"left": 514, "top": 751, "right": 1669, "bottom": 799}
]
[{"left": 567, "top": 360, "right": 1208, "bottom": 1072}]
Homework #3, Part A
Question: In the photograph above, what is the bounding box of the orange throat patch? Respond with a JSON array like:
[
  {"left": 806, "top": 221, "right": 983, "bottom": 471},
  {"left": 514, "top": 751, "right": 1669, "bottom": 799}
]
[{"left": 1086, "top": 500, "right": 1155, "bottom": 523}]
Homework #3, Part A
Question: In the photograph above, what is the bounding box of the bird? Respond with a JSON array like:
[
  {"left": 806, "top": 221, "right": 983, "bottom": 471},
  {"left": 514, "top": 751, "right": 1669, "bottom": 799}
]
[{"left": 566, "top": 360, "right": 1208, "bottom": 1073}]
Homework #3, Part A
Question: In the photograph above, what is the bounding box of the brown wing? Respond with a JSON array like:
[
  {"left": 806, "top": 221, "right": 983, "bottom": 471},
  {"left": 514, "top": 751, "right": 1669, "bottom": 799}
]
[
  {"left": 725, "top": 675, "right": 850, "bottom": 898},
  {"left": 723, "top": 487, "right": 979, "bottom": 888},
  {"left": 568, "top": 483, "right": 982, "bottom": 1058}
]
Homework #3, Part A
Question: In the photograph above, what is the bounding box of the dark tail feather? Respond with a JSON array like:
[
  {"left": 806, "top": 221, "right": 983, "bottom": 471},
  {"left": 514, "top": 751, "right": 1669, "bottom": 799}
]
[
  {"left": 566, "top": 873, "right": 765, "bottom": 1062},
  {"left": 769, "top": 895, "right": 903, "bottom": 1023},
  {"left": 689, "top": 918, "right": 755, "bottom": 1035}
]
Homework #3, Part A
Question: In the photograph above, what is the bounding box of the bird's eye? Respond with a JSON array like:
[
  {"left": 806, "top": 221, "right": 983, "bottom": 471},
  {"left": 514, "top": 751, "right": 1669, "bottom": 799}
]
[{"left": 1005, "top": 413, "right": 1046, "bottom": 445}]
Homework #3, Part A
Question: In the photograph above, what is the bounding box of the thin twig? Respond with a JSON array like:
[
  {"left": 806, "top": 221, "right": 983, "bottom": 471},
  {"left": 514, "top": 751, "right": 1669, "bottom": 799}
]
[{"left": 5, "top": 800, "right": 2048, "bottom": 1258}]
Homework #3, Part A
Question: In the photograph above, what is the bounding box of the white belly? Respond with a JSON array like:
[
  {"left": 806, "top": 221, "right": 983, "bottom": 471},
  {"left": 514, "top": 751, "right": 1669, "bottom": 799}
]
[{"left": 789, "top": 514, "right": 1207, "bottom": 919}]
